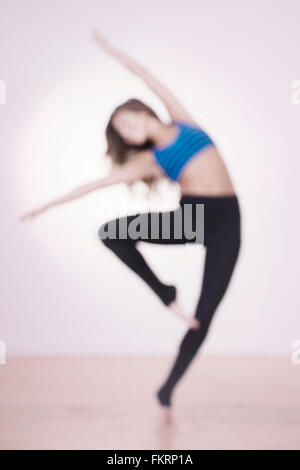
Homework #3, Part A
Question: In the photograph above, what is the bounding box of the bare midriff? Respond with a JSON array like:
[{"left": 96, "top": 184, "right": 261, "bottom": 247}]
[{"left": 177, "top": 145, "right": 237, "bottom": 197}]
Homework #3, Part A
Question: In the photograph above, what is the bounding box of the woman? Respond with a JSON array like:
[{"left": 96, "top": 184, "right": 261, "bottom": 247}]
[{"left": 21, "top": 30, "right": 242, "bottom": 423}]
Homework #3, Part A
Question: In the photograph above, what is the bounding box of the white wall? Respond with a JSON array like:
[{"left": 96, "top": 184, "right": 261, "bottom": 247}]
[{"left": 1, "top": 0, "right": 299, "bottom": 355}]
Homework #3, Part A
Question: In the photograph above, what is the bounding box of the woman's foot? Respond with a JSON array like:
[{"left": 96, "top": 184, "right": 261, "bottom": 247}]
[
  {"left": 162, "top": 285, "right": 177, "bottom": 306},
  {"left": 155, "top": 387, "right": 173, "bottom": 426},
  {"left": 168, "top": 300, "right": 201, "bottom": 330}
]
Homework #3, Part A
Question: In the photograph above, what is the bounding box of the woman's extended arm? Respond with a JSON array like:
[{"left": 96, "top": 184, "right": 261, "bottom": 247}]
[
  {"left": 92, "top": 29, "right": 198, "bottom": 126},
  {"left": 20, "top": 151, "right": 156, "bottom": 221}
]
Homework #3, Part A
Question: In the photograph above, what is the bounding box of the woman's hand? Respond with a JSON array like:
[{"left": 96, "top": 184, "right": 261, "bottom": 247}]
[
  {"left": 19, "top": 204, "right": 52, "bottom": 222},
  {"left": 91, "top": 29, "right": 112, "bottom": 52},
  {"left": 91, "top": 27, "right": 146, "bottom": 77}
]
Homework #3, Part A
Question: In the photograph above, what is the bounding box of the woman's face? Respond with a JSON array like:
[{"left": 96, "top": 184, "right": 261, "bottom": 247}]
[{"left": 112, "top": 110, "right": 150, "bottom": 145}]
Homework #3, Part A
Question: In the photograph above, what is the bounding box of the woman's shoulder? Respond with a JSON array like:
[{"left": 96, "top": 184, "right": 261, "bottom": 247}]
[
  {"left": 169, "top": 113, "right": 201, "bottom": 128},
  {"left": 171, "top": 118, "right": 202, "bottom": 130}
]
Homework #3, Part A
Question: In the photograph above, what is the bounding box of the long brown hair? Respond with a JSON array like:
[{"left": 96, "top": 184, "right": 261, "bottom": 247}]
[{"left": 104, "top": 98, "right": 165, "bottom": 191}]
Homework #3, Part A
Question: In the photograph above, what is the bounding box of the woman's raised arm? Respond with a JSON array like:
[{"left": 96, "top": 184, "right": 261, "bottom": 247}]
[{"left": 92, "top": 29, "right": 198, "bottom": 126}]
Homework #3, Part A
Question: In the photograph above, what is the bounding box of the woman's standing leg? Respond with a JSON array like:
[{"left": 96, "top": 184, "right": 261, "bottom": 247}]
[{"left": 157, "top": 196, "right": 242, "bottom": 407}]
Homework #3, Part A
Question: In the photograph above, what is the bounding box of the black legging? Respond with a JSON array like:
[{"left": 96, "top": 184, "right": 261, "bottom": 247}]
[{"left": 98, "top": 194, "right": 241, "bottom": 406}]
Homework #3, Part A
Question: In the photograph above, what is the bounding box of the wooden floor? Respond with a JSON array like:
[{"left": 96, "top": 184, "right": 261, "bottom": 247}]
[{"left": 0, "top": 356, "right": 299, "bottom": 450}]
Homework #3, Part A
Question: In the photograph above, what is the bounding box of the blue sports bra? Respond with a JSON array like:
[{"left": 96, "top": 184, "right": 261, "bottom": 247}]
[{"left": 151, "top": 120, "right": 216, "bottom": 181}]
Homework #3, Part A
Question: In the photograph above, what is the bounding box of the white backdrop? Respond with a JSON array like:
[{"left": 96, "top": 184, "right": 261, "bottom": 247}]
[{"left": 1, "top": 0, "right": 299, "bottom": 355}]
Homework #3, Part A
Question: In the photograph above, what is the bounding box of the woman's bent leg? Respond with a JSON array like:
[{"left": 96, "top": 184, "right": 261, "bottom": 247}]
[{"left": 98, "top": 210, "right": 186, "bottom": 306}]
